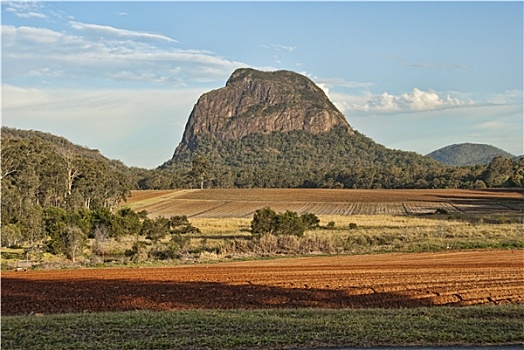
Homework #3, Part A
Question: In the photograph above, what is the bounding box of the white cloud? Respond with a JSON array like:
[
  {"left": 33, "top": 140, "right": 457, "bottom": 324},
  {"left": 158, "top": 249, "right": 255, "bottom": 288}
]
[
  {"left": 3, "top": 1, "right": 47, "bottom": 19},
  {"left": 314, "top": 76, "right": 375, "bottom": 89},
  {"left": 332, "top": 88, "right": 472, "bottom": 114},
  {"left": 261, "top": 44, "right": 296, "bottom": 53},
  {"left": 2, "top": 24, "right": 248, "bottom": 86},
  {"left": 15, "top": 11, "right": 47, "bottom": 19},
  {"left": 271, "top": 44, "right": 296, "bottom": 53},
  {"left": 69, "top": 21, "right": 178, "bottom": 43},
  {"left": 487, "top": 89, "right": 523, "bottom": 105},
  {"left": 2, "top": 25, "right": 63, "bottom": 44}
]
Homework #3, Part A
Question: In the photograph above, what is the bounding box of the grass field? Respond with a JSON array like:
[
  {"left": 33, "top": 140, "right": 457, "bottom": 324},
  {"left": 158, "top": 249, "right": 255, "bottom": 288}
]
[{"left": 3, "top": 305, "right": 523, "bottom": 349}]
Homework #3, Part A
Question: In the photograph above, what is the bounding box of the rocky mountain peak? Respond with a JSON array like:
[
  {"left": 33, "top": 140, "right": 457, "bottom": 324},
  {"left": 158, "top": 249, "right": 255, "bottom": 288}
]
[{"left": 175, "top": 68, "right": 354, "bottom": 154}]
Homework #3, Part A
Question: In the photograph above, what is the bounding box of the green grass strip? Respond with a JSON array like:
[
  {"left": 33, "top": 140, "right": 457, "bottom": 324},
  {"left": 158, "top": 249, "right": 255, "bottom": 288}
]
[{"left": 2, "top": 305, "right": 523, "bottom": 350}]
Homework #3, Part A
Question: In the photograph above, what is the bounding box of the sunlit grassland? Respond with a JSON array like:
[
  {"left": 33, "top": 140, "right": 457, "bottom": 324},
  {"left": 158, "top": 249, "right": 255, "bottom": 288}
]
[
  {"left": 2, "top": 214, "right": 522, "bottom": 268},
  {"left": 99, "top": 214, "right": 524, "bottom": 264},
  {"left": 3, "top": 305, "right": 523, "bottom": 350},
  {"left": 186, "top": 214, "right": 524, "bottom": 257}
]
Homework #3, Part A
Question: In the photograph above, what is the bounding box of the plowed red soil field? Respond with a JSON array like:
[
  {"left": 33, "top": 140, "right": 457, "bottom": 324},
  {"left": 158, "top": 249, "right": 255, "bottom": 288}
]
[{"left": 2, "top": 250, "right": 523, "bottom": 316}]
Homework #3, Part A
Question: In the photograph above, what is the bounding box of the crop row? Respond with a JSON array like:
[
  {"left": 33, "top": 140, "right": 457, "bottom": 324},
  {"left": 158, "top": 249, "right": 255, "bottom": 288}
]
[{"left": 137, "top": 200, "right": 515, "bottom": 218}]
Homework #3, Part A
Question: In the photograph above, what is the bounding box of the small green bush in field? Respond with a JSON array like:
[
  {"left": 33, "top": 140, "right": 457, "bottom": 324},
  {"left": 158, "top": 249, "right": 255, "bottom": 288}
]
[
  {"left": 326, "top": 221, "right": 336, "bottom": 230},
  {"left": 251, "top": 208, "right": 320, "bottom": 238}
]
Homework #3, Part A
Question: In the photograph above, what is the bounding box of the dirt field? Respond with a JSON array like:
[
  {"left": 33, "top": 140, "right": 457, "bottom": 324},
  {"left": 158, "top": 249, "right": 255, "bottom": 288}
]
[
  {"left": 2, "top": 249, "right": 522, "bottom": 316},
  {"left": 123, "top": 189, "right": 524, "bottom": 218}
]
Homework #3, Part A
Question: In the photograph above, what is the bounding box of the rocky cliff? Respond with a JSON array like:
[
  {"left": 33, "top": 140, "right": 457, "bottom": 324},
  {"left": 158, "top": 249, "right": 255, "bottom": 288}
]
[{"left": 174, "top": 68, "right": 353, "bottom": 154}]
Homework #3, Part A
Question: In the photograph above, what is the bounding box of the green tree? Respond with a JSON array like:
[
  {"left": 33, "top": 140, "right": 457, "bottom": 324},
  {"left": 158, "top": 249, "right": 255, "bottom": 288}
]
[
  {"left": 44, "top": 207, "right": 68, "bottom": 255},
  {"left": 274, "top": 211, "right": 305, "bottom": 237},
  {"left": 481, "top": 157, "right": 514, "bottom": 187},
  {"left": 188, "top": 155, "right": 214, "bottom": 189},
  {"left": 300, "top": 212, "right": 320, "bottom": 230},
  {"left": 92, "top": 207, "right": 117, "bottom": 237},
  {"left": 140, "top": 217, "right": 170, "bottom": 242},
  {"left": 251, "top": 208, "right": 308, "bottom": 238},
  {"left": 1, "top": 223, "right": 23, "bottom": 248},
  {"left": 251, "top": 207, "right": 278, "bottom": 236},
  {"left": 61, "top": 225, "right": 86, "bottom": 262},
  {"left": 169, "top": 215, "right": 201, "bottom": 234},
  {"left": 116, "top": 207, "right": 143, "bottom": 236}
]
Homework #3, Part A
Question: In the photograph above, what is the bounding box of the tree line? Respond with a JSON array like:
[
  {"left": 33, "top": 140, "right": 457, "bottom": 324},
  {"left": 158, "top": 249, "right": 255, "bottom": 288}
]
[{"left": 155, "top": 127, "right": 524, "bottom": 189}]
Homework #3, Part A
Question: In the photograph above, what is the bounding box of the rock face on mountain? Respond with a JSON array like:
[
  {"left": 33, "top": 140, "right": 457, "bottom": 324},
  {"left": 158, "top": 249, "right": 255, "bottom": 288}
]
[{"left": 175, "top": 68, "right": 353, "bottom": 154}]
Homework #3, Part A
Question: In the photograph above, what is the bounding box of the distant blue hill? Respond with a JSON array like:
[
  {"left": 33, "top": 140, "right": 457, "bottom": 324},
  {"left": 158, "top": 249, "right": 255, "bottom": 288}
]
[{"left": 427, "top": 143, "right": 515, "bottom": 166}]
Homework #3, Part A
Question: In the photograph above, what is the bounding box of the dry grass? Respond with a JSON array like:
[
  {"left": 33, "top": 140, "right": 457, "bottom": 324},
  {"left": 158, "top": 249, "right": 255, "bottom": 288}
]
[
  {"left": 67, "top": 214, "right": 524, "bottom": 265},
  {"left": 3, "top": 213, "right": 521, "bottom": 269}
]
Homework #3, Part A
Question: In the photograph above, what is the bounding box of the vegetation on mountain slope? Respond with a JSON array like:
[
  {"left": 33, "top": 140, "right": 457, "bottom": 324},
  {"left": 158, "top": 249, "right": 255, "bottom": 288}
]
[
  {"left": 427, "top": 142, "right": 516, "bottom": 166},
  {"left": 158, "top": 127, "right": 524, "bottom": 189}
]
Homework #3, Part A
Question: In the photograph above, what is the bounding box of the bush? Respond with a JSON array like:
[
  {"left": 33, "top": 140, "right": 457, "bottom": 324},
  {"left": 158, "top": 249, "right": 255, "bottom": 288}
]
[
  {"left": 251, "top": 207, "right": 311, "bottom": 237},
  {"left": 61, "top": 225, "right": 86, "bottom": 262},
  {"left": 141, "top": 217, "right": 170, "bottom": 241},
  {"left": 1, "top": 223, "right": 23, "bottom": 248},
  {"left": 274, "top": 211, "right": 305, "bottom": 237},
  {"left": 251, "top": 207, "right": 278, "bottom": 236},
  {"left": 126, "top": 241, "right": 149, "bottom": 262},
  {"left": 326, "top": 221, "right": 336, "bottom": 230},
  {"left": 92, "top": 224, "right": 109, "bottom": 257},
  {"left": 170, "top": 215, "right": 201, "bottom": 234},
  {"left": 301, "top": 213, "right": 320, "bottom": 230}
]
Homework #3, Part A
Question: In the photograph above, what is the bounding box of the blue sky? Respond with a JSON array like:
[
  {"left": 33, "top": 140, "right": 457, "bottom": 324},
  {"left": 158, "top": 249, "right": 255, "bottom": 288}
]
[{"left": 2, "top": 1, "right": 523, "bottom": 168}]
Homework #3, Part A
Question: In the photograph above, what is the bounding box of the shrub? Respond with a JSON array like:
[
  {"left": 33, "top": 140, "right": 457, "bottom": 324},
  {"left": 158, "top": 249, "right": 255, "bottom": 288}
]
[
  {"left": 301, "top": 213, "right": 320, "bottom": 230},
  {"left": 170, "top": 216, "right": 201, "bottom": 234},
  {"left": 274, "top": 211, "right": 305, "bottom": 237},
  {"left": 1, "top": 223, "right": 23, "bottom": 248},
  {"left": 251, "top": 207, "right": 309, "bottom": 237},
  {"left": 126, "top": 241, "right": 149, "bottom": 262},
  {"left": 141, "top": 217, "right": 170, "bottom": 241},
  {"left": 61, "top": 225, "right": 86, "bottom": 262},
  {"left": 349, "top": 222, "right": 358, "bottom": 230},
  {"left": 251, "top": 207, "right": 278, "bottom": 236},
  {"left": 92, "top": 224, "right": 109, "bottom": 256}
]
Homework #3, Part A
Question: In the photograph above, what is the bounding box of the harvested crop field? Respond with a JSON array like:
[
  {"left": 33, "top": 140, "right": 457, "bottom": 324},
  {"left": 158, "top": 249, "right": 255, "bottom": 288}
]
[
  {"left": 123, "top": 188, "right": 524, "bottom": 218},
  {"left": 2, "top": 249, "right": 522, "bottom": 316}
]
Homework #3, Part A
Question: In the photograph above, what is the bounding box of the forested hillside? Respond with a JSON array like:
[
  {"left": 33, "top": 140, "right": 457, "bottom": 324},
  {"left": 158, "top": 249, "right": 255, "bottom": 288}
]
[
  {"left": 427, "top": 143, "right": 516, "bottom": 166},
  {"left": 157, "top": 127, "right": 524, "bottom": 190},
  {"left": 1, "top": 127, "right": 136, "bottom": 256},
  {"left": 1, "top": 127, "right": 133, "bottom": 210}
]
